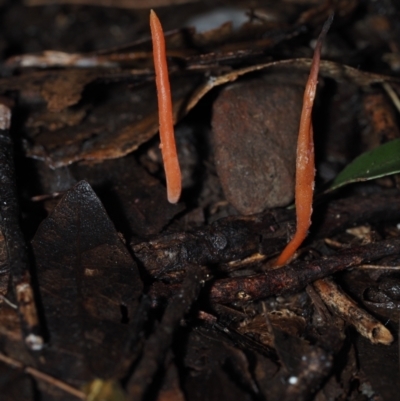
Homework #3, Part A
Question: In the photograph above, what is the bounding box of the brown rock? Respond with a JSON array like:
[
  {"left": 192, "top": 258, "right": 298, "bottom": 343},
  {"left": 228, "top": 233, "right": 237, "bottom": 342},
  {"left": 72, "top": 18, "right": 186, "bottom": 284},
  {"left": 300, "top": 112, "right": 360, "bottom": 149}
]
[{"left": 212, "top": 75, "right": 304, "bottom": 215}]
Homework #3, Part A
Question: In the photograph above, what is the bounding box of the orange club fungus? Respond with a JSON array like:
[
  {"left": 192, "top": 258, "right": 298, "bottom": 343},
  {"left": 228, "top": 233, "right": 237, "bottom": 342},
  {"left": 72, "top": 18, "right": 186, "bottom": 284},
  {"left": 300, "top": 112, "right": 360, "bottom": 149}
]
[
  {"left": 150, "top": 9, "right": 182, "bottom": 204},
  {"left": 275, "top": 15, "right": 333, "bottom": 267}
]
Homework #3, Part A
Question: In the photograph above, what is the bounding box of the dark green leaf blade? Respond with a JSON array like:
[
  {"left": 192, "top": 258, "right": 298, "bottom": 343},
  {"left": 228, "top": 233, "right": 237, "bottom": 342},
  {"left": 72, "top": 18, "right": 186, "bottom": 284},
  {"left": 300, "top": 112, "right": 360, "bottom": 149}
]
[{"left": 327, "top": 139, "right": 400, "bottom": 192}]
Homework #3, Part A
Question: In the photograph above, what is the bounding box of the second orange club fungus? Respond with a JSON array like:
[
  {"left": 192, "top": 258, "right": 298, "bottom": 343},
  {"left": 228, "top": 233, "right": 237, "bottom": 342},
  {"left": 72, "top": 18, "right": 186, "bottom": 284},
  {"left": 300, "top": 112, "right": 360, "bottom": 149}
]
[
  {"left": 150, "top": 10, "right": 182, "bottom": 204},
  {"left": 275, "top": 15, "right": 333, "bottom": 267}
]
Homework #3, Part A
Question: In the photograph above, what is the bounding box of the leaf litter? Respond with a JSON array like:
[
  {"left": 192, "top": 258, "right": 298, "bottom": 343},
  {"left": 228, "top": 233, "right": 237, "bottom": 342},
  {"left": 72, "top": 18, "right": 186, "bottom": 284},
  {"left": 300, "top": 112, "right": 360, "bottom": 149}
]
[{"left": 0, "top": 1, "right": 399, "bottom": 400}]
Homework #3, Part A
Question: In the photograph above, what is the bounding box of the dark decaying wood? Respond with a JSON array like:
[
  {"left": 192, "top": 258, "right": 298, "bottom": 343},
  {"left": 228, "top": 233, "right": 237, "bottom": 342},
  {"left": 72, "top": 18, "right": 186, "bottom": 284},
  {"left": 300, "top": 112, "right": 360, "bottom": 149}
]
[
  {"left": 132, "top": 209, "right": 290, "bottom": 279},
  {"left": 134, "top": 190, "right": 400, "bottom": 279},
  {"left": 126, "top": 268, "right": 206, "bottom": 401},
  {"left": 146, "top": 236, "right": 400, "bottom": 307},
  {"left": 0, "top": 103, "right": 43, "bottom": 351},
  {"left": 209, "top": 237, "right": 400, "bottom": 304}
]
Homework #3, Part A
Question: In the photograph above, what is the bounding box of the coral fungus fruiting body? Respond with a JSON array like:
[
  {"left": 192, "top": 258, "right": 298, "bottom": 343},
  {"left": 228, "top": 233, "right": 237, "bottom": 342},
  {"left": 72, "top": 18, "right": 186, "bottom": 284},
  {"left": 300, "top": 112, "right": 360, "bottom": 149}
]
[
  {"left": 150, "top": 10, "right": 182, "bottom": 204},
  {"left": 275, "top": 15, "right": 333, "bottom": 267}
]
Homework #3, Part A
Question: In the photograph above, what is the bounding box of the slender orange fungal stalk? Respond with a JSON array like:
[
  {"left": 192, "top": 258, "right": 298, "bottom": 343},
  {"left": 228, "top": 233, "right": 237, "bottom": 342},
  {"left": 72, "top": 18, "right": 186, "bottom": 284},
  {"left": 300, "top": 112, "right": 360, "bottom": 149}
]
[
  {"left": 150, "top": 9, "right": 182, "bottom": 204},
  {"left": 275, "top": 15, "right": 333, "bottom": 267}
]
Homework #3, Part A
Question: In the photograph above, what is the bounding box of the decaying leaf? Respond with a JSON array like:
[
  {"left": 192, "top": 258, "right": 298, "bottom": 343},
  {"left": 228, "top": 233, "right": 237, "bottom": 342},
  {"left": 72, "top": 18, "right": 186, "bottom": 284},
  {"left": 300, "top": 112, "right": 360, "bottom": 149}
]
[
  {"left": 185, "top": 59, "right": 400, "bottom": 115},
  {"left": 0, "top": 69, "right": 102, "bottom": 112},
  {"left": 70, "top": 156, "right": 186, "bottom": 238},
  {"left": 25, "top": 75, "right": 202, "bottom": 167},
  {"left": 32, "top": 181, "right": 143, "bottom": 383}
]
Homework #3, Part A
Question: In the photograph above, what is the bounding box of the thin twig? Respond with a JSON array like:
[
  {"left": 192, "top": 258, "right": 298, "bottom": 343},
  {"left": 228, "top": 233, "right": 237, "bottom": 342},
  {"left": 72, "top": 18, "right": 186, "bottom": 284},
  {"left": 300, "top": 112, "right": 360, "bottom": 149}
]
[
  {"left": 357, "top": 264, "right": 400, "bottom": 270},
  {"left": 382, "top": 82, "right": 400, "bottom": 114},
  {"left": 0, "top": 352, "right": 86, "bottom": 400},
  {"left": 0, "top": 294, "right": 18, "bottom": 309},
  {"left": 313, "top": 277, "right": 393, "bottom": 345}
]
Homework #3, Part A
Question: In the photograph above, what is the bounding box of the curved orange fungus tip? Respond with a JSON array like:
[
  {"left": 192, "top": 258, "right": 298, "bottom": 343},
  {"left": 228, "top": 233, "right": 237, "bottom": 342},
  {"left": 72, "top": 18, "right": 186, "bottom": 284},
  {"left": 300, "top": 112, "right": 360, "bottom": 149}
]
[
  {"left": 150, "top": 9, "right": 182, "bottom": 204},
  {"left": 275, "top": 14, "right": 334, "bottom": 267}
]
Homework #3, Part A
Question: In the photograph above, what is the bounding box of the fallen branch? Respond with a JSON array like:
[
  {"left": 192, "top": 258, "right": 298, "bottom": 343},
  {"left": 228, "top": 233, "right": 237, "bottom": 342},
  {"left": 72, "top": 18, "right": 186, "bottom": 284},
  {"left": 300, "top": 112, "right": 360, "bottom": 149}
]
[
  {"left": 133, "top": 210, "right": 289, "bottom": 278},
  {"left": 133, "top": 190, "right": 400, "bottom": 279},
  {"left": 209, "top": 237, "right": 400, "bottom": 304}
]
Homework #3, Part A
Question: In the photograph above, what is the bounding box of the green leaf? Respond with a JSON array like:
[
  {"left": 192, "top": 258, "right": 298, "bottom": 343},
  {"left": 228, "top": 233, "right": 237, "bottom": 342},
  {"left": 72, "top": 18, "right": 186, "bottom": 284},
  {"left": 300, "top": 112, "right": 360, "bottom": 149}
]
[{"left": 327, "top": 138, "right": 400, "bottom": 192}]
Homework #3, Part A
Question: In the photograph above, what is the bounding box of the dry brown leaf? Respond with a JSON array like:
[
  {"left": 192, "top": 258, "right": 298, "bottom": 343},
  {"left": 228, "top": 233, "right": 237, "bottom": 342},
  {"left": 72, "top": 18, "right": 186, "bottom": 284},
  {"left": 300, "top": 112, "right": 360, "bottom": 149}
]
[
  {"left": 0, "top": 70, "right": 101, "bottom": 112},
  {"left": 185, "top": 58, "right": 400, "bottom": 114},
  {"left": 26, "top": 75, "right": 202, "bottom": 167},
  {"left": 24, "top": 59, "right": 398, "bottom": 168}
]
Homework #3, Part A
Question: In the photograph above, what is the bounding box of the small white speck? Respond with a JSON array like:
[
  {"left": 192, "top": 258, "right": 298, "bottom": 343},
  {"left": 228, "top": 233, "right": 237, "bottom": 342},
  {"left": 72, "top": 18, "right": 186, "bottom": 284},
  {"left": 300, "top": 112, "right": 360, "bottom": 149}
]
[
  {"left": 288, "top": 376, "right": 298, "bottom": 385},
  {"left": 25, "top": 334, "right": 44, "bottom": 351},
  {"left": 396, "top": 223, "right": 400, "bottom": 230}
]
